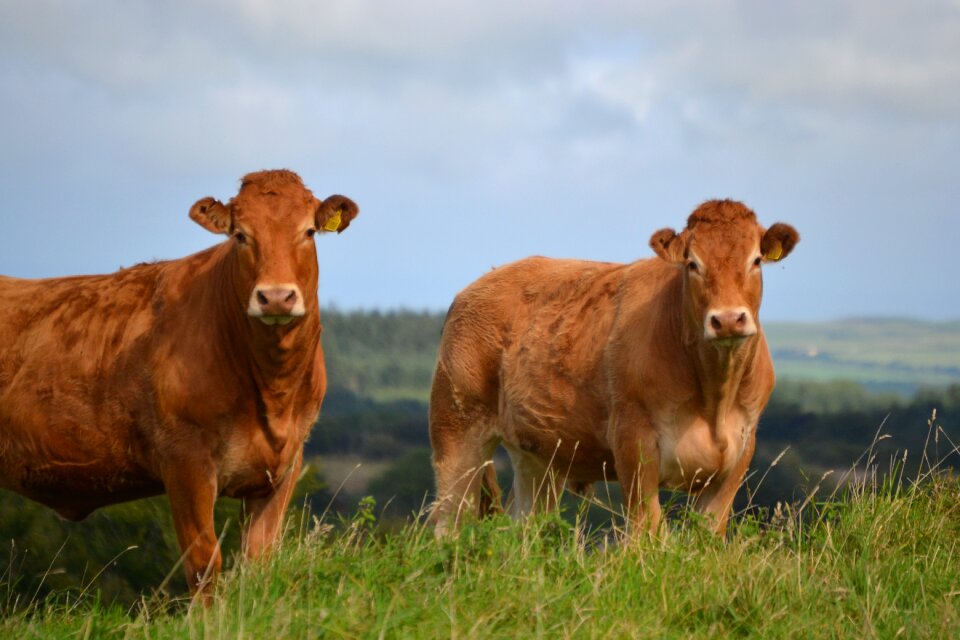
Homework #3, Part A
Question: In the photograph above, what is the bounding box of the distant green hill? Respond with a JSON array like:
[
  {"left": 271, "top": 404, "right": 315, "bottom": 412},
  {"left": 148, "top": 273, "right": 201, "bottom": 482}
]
[{"left": 765, "top": 318, "right": 960, "bottom": 394}]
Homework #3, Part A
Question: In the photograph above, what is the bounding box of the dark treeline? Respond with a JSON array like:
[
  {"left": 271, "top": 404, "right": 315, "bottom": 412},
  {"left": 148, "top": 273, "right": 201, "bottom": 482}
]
[
  {"left": 2, "top": 310, "right": 958, "bottom": 607},
  {"left": 321, "top": 309, "right": 444, "bottom": 401}
]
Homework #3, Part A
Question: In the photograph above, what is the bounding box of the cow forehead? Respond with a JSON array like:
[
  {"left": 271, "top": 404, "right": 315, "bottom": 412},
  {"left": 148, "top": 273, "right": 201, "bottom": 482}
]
[
  {"left": 689, "top": 220, "right": 761, "bottom": 261},
  {"left": 683, "top": 200, "right": 761, "bottom": 261},
  {"left": 231, "top": 188, "right": 316, "bottom": 229},
  {"left": 233, "top": 189, "right": 314, "bottom": 215}
]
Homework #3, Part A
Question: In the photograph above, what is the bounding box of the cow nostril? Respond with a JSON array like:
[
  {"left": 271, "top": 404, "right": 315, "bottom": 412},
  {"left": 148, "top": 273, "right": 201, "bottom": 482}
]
[
  {"left": 284, "top": 290, "right": 297, "bottom": 304},
  {"left": 736, "top": 312, "right": 747, "bottom": 326},
  {"left": 710, "top": 315, "right": 722, "bottom": 331},
  {"left": 256, "top": 290, "right": 268, "bottom": 305}
]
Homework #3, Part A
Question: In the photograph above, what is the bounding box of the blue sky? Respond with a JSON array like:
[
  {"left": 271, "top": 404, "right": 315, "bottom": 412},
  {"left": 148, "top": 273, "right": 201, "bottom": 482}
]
[{"left": 1, "top": 1, "right": 958, "bottom": 321}]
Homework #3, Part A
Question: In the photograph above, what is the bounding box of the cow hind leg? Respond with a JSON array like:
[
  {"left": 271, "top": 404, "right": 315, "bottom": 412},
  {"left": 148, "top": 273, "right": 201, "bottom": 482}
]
[
  {"left": 504, "top": 445, "right": 564, "bottom": 519},
  {"left": 429, "top": 365, "right": 499, "bottom": 535},
  {"left": 430, "top": 432, "right": 499, "bottom": 535}
]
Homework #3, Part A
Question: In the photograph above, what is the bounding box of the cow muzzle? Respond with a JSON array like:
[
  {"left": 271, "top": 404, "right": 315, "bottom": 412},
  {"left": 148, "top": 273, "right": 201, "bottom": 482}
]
[
  {"left": 703, "top": 307, "right": 757, "bottom": 344},
  {"left": 248, "top": 284, "right": 305, "bottom": 325}
]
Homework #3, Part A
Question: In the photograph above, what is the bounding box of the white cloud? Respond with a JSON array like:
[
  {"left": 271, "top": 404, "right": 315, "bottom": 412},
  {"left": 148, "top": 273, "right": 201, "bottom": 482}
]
[{"left": 4, "top": 1, "right": 959, "bottom": 138}]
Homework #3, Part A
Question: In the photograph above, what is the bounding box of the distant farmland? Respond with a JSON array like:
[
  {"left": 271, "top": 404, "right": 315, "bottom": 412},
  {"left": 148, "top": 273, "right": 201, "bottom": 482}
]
[{"left": 765, "top": 318, "right": 960, "bottom": 393}]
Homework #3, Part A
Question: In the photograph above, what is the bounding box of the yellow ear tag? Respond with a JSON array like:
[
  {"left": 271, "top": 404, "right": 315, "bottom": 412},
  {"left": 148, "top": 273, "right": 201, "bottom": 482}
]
[
  {"left": 765, "top": 244, "right": 782, "bottom": 261},
  {"left": 322, "top": 209, "right": 342, "bottom": 232}
]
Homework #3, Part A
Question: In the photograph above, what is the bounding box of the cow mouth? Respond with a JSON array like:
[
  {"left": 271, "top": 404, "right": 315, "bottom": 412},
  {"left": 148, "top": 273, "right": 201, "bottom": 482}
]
[
  {"left": 257, "top": 315, "right": 297, "bottom": 326},
  {"left": 710, "top": 335, "right": 752, "bottom": 348}
]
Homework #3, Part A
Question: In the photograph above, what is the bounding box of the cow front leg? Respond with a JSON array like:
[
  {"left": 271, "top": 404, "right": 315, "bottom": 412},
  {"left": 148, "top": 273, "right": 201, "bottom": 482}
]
[
  {"left": 242, "top": 451, "right": 303, "bottom": 558},
  {"left": 695, "top": 430, "right": 756, "bottom": 536},
  {"left": 163, "top": 460, "right": 220, "bottom": 598},
  {"left": 610, "top": 404, "right": 662, "bottom": 536}
]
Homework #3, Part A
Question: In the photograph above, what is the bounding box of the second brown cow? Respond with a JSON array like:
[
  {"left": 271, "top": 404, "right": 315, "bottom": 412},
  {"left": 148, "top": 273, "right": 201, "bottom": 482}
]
[
  {"left": 0, "top": 170, "right": 358, "bottom": 594},
  {"left": 430, "top": 200, "right": 798, "bottom": 536}
]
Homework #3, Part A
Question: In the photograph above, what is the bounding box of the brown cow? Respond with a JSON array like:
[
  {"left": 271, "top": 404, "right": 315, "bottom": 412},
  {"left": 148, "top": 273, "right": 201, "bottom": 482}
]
[
  {"left": 429, "top": 200, "right": 798, "bottom": 536},
  {"left": 0, "top": 170, "right": 358, "bottom": 594}
]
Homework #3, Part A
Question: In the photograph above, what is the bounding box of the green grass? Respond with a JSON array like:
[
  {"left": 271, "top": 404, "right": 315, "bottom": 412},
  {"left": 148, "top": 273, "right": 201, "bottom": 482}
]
[{"left": 3, "top": 461, "right": 959, "bottom": 638}]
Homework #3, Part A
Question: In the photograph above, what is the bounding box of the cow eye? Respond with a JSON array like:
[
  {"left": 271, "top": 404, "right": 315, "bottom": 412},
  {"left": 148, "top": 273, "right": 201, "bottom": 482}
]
[
  {"left": 687, "top": 262, "right": 699, "bottom": 273},
  {"left": 306, "top": 228, "right": 316, "bottom": 238},
  {"left": 753, "top": 257, "right": 762, "bottom": 267},
  {"left": 234, "top": 232, "right": 247, "bottom": 244}
]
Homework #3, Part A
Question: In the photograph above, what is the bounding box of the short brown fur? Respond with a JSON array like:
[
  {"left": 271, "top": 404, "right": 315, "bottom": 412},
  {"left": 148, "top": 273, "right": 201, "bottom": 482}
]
[
  {"left": 429, "top": 200, "right": 798, "bottom": 536},
  {"left": 0, "top": 170, "right": 358, "bottom": 596}
]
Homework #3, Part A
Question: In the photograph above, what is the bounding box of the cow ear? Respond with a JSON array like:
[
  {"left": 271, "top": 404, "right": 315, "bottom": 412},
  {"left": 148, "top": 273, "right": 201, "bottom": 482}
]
[
  {"left": 761, "top": 223, "right": 799, "bottom": 262},
  {"left": 649, "top": 228, "right": 685, "bottom": 263},
  {"left": 316, "top": 195, "right": 359, "bottom": 234},
  {"left": 189, "top": 197, "right": 232, "bottom": 235}
]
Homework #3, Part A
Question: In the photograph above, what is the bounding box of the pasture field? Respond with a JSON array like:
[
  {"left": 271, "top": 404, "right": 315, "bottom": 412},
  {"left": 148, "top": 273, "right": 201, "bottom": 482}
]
[{"left": 3, "top": 461, "right": 959, "bottom": 639}]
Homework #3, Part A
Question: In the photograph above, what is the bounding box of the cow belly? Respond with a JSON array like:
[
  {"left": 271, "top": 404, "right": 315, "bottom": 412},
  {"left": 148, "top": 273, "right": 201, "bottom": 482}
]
[
  {"left": 499, "top": 401, "right": 613, "bottom": 484},
  {"left": 0, "top": 410, "right": 159, "bottom": 514},
  {"left": 16, "top": 458, "right": 162, "bottom": 520}
]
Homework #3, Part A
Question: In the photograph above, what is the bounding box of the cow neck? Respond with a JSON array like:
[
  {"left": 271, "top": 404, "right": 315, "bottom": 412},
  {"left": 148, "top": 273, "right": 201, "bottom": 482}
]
[
  {"left": 211, "top": 245, "right": 321, "bottom": 414},
  {"left": 681, "top": 295, "right": 760, "bottom": 448},
  {"left": 693, "top": 339, "right": 758, "bottom": 417},
  {"left": 246, "top": 314, "right": 320, "bottom": 398}
]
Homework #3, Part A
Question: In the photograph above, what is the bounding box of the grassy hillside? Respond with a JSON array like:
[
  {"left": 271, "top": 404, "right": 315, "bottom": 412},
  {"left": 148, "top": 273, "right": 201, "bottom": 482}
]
[{"left": 3, "top": 468, "right": 958, "bottom": 638}]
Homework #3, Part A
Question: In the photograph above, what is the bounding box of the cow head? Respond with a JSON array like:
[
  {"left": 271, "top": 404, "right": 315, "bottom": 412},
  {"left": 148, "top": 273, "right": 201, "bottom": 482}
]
[
  {"left": 649, "top": 200, "right": 798, "bottom": 347},
  {"left": 188, "top": 170, "right": 358, "bottom": 326}
]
